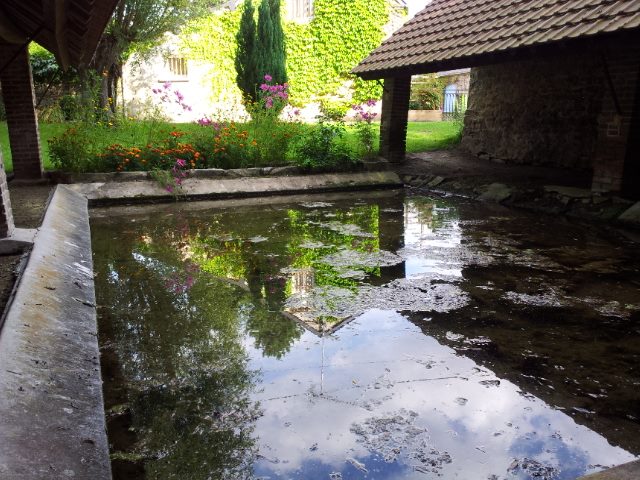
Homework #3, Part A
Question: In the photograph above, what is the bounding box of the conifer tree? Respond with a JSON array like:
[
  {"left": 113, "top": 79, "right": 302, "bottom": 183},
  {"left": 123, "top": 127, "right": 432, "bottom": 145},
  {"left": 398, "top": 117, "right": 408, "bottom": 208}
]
[
  {"left": 255, "top": 0, "right": 274, "bottom": 81},
  {"left": 267, "top": 0, "right": 287, "bottom": 85},
  {"left": 235, "top": 0, "right": 258, "bottom": 102},
  {"left": 235, "top": 0, "right": 287, "bottom": 106}
]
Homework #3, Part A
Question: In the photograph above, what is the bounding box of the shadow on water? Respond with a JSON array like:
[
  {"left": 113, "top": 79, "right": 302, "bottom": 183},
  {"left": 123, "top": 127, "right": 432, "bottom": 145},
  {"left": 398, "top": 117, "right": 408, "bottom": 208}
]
[{"left": 91, "top": 190, "right": 640, "bottom": 479}]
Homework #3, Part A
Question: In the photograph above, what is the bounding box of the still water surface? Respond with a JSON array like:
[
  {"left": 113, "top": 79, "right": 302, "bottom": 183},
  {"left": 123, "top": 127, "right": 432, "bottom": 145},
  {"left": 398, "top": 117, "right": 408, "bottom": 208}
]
[{"left": 92, "top": 191, "right": 640, "bottom": 479}]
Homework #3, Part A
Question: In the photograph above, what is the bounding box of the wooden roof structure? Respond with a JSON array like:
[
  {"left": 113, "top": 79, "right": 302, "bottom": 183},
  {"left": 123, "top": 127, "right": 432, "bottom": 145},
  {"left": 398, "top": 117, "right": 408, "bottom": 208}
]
[
  {"left": 0, "top": 0, "right": 120, "bottom": 68},
  {"left": 353, "top": 0, "right": 640, "bottom": 79}
]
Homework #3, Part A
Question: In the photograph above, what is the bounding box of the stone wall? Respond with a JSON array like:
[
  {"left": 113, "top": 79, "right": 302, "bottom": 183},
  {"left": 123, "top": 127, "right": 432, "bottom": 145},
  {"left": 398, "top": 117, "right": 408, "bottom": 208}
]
[
  {"left": 460, "top": 36, "right": 640, "bottom": 196},
  {"left": 591, "top": 37, "right": 640, "bottom": 195},
  {"left": 461, "top": 52, "right": 604, "bottom": 169}
]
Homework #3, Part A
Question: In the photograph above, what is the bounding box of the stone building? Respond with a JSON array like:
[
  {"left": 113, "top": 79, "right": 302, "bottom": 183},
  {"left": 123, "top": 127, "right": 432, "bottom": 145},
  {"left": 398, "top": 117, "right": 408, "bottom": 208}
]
[
  {"left": 122, "top": 0, "right": 409, "bottom": 122},
  {"left": 353, "top": 0, "right": 640, "bottom": 199}
]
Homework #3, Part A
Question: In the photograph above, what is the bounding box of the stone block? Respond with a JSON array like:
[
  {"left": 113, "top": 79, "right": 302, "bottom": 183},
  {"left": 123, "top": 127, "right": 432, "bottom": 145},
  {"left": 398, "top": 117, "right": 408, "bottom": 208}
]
[{"left": 477, "top": 183, "right": 512, "bottom": 203}]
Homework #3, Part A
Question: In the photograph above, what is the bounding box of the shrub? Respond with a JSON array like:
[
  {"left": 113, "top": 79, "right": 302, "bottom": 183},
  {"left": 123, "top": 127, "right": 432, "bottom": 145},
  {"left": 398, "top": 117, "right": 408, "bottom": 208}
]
[
  {"left": 209, "top": 122, "right": 258, "bottom": 169},
  {"left": 351, "top": 99, "right": 378, "bottom": 159},
  {"left": 290, "top": 121, "right": 356, "bottom": 170},
  {"left": 48, "top": 127, "right": 97, "bottom": 172},
  {"left": 410, "top": 74, "right": 444, "bottom": 110},
  {"left": 319, "top": 99, "right": 350, "bottom": 122},
  {"left": 99, "top": 130, "right": 202, "bottom": 172}
]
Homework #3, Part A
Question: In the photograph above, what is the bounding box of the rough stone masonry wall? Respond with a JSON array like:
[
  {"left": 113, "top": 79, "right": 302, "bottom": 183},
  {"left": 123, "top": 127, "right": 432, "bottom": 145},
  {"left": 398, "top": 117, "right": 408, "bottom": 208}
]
[
  {"left": 591, "top": 36, "right": 640, "bottom": 194},
  {"left": 461, "top": 51, "right": 604, "bottom": 170}
]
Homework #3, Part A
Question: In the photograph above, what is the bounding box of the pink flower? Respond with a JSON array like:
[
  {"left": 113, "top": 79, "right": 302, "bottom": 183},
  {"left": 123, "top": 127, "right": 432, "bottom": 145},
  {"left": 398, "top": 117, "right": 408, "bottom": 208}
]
[
  {"left": 264, "top": 74, "right": 272, "bottom": 82},
  {"left": 260, "top": 83, "right": 269, "bottom": 91},
  {"left": 176, "top": 159, "right": 186, "bottom": 167}
]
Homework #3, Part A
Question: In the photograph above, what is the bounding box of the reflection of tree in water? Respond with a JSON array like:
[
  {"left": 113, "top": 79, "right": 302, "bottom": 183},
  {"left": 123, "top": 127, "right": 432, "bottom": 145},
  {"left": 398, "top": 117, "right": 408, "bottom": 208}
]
[
  {"left": 285, "top": 206, "right": 381, "bottom": 291},
  {"left": 406, "top": 196, "right": 456, "bottom": 231},
  {"left": 93, "top": 223, "right": 261, "bottom": 479},
  {"left": 92, "top": 198, "right": 400, "bottom": 476},
  {"left": 96, "top": 200, "right": 384, "bottom": 368}
]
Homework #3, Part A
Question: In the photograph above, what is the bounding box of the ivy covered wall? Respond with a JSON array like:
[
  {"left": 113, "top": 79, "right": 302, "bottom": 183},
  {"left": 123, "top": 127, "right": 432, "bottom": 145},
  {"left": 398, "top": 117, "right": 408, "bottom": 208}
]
[{"left": 180, "top": 0, "right": 396, "bottom": 107}]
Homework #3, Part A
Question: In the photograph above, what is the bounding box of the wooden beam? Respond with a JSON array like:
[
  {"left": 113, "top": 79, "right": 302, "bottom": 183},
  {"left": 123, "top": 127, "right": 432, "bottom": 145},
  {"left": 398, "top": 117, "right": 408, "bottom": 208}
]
[
  {"left": 53, "top": 0, "right": 71, "bottom": 69},
  {"left": 0, "top": 6, "right": 27, "bottom": 44}
]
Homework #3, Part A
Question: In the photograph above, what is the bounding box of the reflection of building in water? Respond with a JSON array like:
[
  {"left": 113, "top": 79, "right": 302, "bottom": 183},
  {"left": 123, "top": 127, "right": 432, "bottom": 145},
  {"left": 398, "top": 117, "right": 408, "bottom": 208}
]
[
  {"left": 284, "top": 267, "right": 355, "bottom": 336},
  {"left": 290, "top": 267, "right": 315, "bottom": 295}
]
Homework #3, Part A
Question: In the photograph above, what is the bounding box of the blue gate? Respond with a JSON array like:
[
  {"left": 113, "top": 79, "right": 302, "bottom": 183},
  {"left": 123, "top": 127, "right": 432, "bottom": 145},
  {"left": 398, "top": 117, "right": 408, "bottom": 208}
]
[{"left": 443, "top": 83, "right": 468, "bottom": 118}]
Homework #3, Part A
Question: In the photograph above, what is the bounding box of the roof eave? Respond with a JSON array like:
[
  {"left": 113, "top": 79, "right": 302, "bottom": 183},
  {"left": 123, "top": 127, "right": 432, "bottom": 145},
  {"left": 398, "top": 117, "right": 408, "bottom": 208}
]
[{"left": 353, "top": 28, "right": 640, "bottom": 80}]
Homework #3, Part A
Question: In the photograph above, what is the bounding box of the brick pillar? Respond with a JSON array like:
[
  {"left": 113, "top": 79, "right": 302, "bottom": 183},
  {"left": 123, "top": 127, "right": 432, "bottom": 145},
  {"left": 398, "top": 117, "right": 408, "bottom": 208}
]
[
  {"left": 380, "top": 76, "right": 411, "bottom": 163},
  {"left": 0, "top": 42, "right": 43, "bottom": 180},
  {"left": 591, "top": 40, "right": 640, "bottom": 194},
  {"left": 0, "top": 147, "right": 15, "bottom": 238}
]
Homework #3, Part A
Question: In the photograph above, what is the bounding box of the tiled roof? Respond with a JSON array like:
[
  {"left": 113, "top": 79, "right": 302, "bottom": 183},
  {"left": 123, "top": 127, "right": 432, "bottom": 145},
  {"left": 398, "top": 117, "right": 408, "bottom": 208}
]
[{"left": 353, "top": 0, "right": 640, "bottom": 78}]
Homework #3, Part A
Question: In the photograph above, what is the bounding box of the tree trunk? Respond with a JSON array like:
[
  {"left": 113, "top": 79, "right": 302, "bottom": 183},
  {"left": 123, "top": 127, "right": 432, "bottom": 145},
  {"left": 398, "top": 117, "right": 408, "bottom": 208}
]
[{"left": 91, "top": 33, "right": 121, "bottom": 115}]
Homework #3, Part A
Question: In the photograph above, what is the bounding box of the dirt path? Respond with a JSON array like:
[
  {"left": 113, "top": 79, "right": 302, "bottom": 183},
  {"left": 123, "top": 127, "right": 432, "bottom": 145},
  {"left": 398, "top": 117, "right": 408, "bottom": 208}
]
[
  {"left": 0, "top": 184, "right": 53, "bottom": 320},
  {"left": 392, "top": 149, "right": 636, "bottom": 226}
]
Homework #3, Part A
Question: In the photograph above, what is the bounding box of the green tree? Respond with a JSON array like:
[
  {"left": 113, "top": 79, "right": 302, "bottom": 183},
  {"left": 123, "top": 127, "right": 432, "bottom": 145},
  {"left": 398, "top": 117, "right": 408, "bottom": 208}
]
[
  {"left": 235, "top": 0, "right": 287, "bottom": 105},
  {"left": 255, "top": 0, "right": 287, "bottom": 85},
  {"left": 261, "top": 0, "right": 287, "bottom": 85},
  {"left": 87, "top": 0, "right": 217, "bottom": 114},
  {"left": 235, "top": 0, "right": 258, "bottom": 102}
]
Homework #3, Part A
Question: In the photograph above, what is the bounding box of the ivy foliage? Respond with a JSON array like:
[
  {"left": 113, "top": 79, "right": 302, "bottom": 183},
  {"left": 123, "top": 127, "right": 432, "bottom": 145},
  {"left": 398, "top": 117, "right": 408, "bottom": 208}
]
[{"left": 181, "top": 0, "right": 392, "bottom": 106}]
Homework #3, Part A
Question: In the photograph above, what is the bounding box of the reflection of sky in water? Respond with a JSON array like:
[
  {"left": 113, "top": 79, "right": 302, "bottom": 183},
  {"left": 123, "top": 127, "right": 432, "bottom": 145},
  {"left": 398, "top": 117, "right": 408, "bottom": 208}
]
[
  {"left": 94, "top": 194, "right": 640, "bottom": 479},
  {"left": 242, "top": 199, "right": 635, "bottom": 479},
  {"left": 245, "top": 310, "right": 634, "bottom": 479},
  {"left": 402, "top": 201, "right": 463, "bottom": 279}
]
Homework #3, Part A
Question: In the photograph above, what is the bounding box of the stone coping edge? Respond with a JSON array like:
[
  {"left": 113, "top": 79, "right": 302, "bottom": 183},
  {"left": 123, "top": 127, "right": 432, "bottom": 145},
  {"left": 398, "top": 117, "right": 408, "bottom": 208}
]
[
  {"left": 47, "top": 161, "right": 390, "bottom": 184},
  {"left": 67, "top": 171, "right": 403, "bottom": 206},
  {"left": 577, "top": 460, "right": 640, "bottom": 479},
  {"left": 0, "top": 185, "right": 111, "bottom": 479}
]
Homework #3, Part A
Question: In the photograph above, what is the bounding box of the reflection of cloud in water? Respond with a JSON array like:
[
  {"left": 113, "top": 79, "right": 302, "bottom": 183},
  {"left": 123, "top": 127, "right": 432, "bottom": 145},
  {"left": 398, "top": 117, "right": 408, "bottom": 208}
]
[{"left": 247, "top": 310, "right": 636, "bottom": 479}]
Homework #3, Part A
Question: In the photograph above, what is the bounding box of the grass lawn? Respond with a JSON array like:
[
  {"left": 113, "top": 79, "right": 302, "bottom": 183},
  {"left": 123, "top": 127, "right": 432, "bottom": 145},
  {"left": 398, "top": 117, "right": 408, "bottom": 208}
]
[{"left": 0, "top": 120, "right": 461, "bottom": 172}]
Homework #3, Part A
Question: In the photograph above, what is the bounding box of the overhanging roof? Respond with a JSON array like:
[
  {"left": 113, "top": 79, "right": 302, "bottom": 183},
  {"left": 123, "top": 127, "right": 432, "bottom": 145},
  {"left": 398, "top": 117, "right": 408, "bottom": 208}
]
[
  {"left": 353, "top": 0, "right": 640, "bottom": 79},
  {"left": 0, "top": 0, "right": 120, "bottom": 68}
]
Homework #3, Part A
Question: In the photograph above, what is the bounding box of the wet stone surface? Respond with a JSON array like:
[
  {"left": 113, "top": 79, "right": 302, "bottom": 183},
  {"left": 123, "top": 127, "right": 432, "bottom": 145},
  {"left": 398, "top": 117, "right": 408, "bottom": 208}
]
[{"left": 91, "top": 191, "right": 640, "bottom": 479}]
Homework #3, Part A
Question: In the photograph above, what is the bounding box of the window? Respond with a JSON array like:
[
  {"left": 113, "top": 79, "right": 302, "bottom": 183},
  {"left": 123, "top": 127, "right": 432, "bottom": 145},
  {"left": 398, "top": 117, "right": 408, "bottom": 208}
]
[
  {"left": 287, "top": 0, "right": 313, "bottom": 22},
  {"left": 166, "top": 57, "right": 188, "bottom": 78}
]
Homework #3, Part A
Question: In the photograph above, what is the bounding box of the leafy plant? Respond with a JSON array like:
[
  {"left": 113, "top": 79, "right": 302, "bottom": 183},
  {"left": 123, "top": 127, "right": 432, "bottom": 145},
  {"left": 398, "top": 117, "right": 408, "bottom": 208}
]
[
  {"left": 351, "top": 99, "right": 378, "bottom": 159},
  {"left": 150, "top": 158, "right": 189, "bottom": 197},
  {"left": 410, "top": 74, "right": 445, "bottom": 110},
  {"left": 291, "top": 121, "right": 355, "bottom": 170},
  {"left": 319, "top": 99, "right": 350, "bottom": 121},
  {"left": 48, "top": 126, "right": 97, "bottom": 172}
]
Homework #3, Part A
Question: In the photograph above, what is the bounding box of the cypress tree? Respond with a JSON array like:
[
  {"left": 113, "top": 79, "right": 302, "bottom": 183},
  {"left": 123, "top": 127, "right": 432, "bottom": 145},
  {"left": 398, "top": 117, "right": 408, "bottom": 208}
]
[
  {"left": 235, "top": 0, "right": 258, "bottom": 103},
  {"left": 256, "top": 0, "right": 274, "bottom": 81},
  {"left": 268, "top": 0, "right": 287, "bottom": 85}
]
